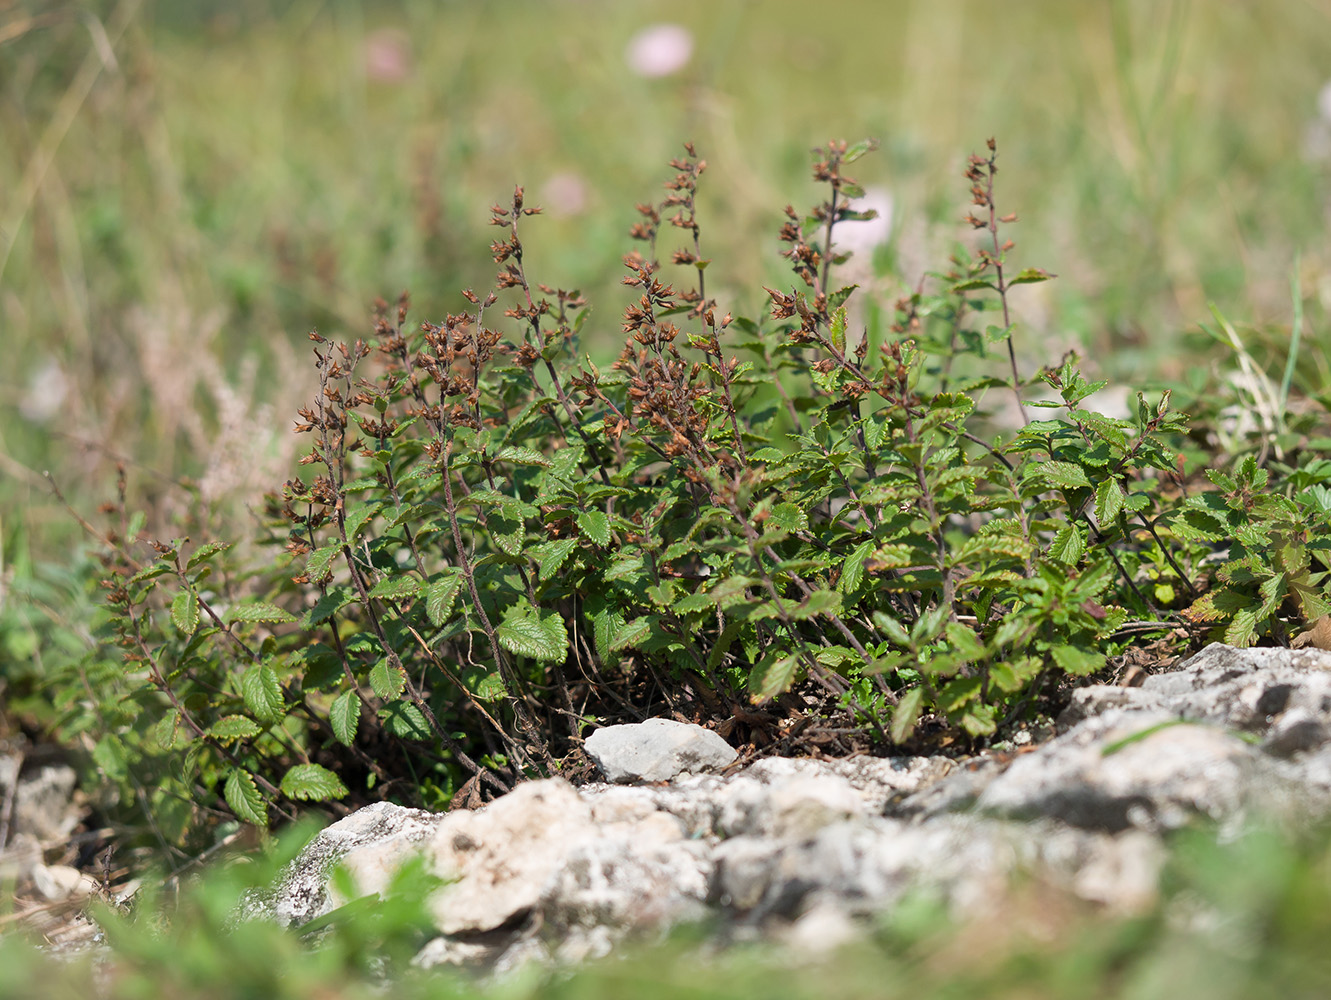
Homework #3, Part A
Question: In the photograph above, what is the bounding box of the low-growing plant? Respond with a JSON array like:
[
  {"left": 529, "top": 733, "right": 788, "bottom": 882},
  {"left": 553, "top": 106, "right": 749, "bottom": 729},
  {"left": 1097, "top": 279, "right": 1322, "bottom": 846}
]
[{"left": 47, "top": 137, "right": 1331, "bottom": 845}]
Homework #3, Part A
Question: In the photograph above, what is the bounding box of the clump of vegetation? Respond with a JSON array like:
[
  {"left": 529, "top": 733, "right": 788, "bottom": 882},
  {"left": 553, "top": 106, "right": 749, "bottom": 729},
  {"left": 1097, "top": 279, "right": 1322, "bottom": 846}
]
[{"left": 42, "top": 137, "right": 1331, "bottom": 848}]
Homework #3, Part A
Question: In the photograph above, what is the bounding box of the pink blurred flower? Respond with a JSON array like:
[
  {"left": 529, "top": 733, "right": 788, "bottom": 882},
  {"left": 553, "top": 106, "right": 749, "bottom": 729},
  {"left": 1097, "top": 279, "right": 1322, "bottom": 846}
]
[
  {"left": 364, "top": 29, "right": 412, "bottom": 83},
  {"left": 625, "top": 24, "right": 693, "bottom": 78},
  {"left": 540, "top": 172, "right": 589, "bottom": 218}
]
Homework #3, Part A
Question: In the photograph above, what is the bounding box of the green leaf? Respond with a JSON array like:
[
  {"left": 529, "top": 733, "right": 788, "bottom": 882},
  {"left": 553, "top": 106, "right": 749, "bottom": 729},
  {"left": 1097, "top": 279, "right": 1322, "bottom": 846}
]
[
  {"left": 426, "top": 572, "right": 465, "bottom": 626},
  {"left": 369, "top": 659, "right": 407, "bottom": 700},
  {"left": 494, "top": 445, "right": 552, "bottom": 467},
  {"left": 171, "top": 589, "right": 200, "bottom": 634},
  {"left": 330, "top": 689, "right": 360, "bottom": 746},
  {"left": 1049, "top": 644, "right": 1105, "bottom": 676},
  {"left": 829, "top": 305, "right": 847, "bottom": 354},
  {"left": 1008, "top": 267, "right": 1055, "bottom": 285},
  {"left": 538, "top": 538, "right": 579, "bottom": 581},
  {"left": 1047, "top": 524, "right": 1086, "bottom": 565},
  {"left": 749, "top": 653, "right": 800, "bottom": 701},
  {"left": 208, "top": 715, "right": 261, "bottom": 742},
  {"left": 497, "top": 601, "right": 569, "bottom": 661},
  {"left": 241, "top": 664, "right": 284, "bottom": 724},
  {"left": 306, "top": 542, "right": 342, "bottom": 581},
  {"left": 380, "top": 700, "right": 431, "bottom": 740},
  {"left": 229, "top": 603, "right": 297, "bottom": 625},
  {"left": 302, "top": 586, "right": 357, "bottom": 628},
  {"left": 1094, "top": 478, "right": 1125, "bottom": 525},
  {"left": 592, "top": 607, "right": 626, "bottom": 665},
  {"left": 576, "top": 510, "right": 611, "bottom": 547},
  {"left": 463, "top": 670, "right": 507, "bottom": 702},
  {"left": 843, "top": 138, "right": 879, "bottom": 163},
  {"left": 1225, "top": 607, "right": 1260, "bottom": 647},
  {"left": 186, "top": 541, "right": 230, "bottom": 571},
  {"left": 890, "top": 687, "right": 924, "bottom": 743},
  {"left": 789, "top": 590, "right": 842, "bottom": 619},
  {"left": 609, "top": 617, "right": 652, "bottom": 652},
  {"left": 343, "top": 500, "right": 383, "bottom": 541},
  {"left": 224, "top": 768, "right": 268, "bottom": 826},
  {"left": 838, "top": 540, "right": 874, "bottom": 595},
  {"left": 769, "top": 503, "right": 809, "bottom": 533},
  {"left": 92, "top": 735, "right": 128, "bottom": 782},
  {"left": 873, "top": 611, "right": 912, "bottom": 647},
  {"left": 1030, "top": 460, "right": 1091, "bottom": 490},
  {"left": 127, "top": 562, "right": 173, "bottom": 587},
  {"left": 368, "top": 575, "right": 421, "bottom": 601},
  {"left": 604, "top": 556, "right": 645, "bottom": 582},
  {"left": 280, "top": 763, "right": 349, "bottom": 802}
]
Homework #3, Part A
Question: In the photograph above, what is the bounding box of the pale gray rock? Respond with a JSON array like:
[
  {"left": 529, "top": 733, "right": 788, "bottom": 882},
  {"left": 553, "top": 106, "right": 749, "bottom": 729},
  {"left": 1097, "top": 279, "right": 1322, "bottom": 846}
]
[
  {"left": 584, "top": 718, "right": 737, "bottom": 782},
  {"left": 242, "top": 800, "right": 444, "bottom": 927},
  {"left": 249, "top": 643, "right": 1331, "bottom": 975},
  {"left": 972, "top": 710, "right": 1316, "bottom": 833}
]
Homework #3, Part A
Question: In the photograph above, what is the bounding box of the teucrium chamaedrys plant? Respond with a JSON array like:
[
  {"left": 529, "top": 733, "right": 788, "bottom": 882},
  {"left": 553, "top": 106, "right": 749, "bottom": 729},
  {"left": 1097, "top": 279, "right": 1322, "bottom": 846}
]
[{"left": 65, "top": 137, "right": 1331, "bottom": 842}]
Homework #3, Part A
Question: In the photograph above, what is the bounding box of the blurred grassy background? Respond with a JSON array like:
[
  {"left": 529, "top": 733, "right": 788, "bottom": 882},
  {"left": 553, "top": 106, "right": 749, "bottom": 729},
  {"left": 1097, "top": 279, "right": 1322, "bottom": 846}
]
[{"left": 3, "top": 0, "right": 1331, "bottom": 558}]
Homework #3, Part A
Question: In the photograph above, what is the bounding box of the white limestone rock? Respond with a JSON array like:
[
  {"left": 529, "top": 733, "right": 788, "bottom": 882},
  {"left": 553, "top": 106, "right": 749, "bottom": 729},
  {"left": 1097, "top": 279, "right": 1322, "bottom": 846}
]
[{"left": 583, "top": 718, "right": 737, "bottom": 783}]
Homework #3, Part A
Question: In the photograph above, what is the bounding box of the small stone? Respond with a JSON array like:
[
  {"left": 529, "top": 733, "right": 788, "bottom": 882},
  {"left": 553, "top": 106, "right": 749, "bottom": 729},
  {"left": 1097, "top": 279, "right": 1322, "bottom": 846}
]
[{"left": 584, "top": 718, "right": 737, "bottom": 783}]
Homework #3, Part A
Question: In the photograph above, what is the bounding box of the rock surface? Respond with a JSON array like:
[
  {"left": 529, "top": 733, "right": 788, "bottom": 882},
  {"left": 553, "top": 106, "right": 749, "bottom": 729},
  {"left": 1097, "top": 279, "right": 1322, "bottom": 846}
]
[
  {"left": 248, "top": 642, "right": 1331, "bottom": 972},
  {"left": 583, "top": 718, "right": 738, "bottom": 783}
]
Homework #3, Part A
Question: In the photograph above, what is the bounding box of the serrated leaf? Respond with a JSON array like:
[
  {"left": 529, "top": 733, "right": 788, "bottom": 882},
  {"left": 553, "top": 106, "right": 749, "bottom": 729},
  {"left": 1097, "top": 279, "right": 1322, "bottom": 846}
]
[
  {"left": 229, "top": 603, "right": 297, "bottom": 625},
  {"left": 604, "top": 556, "right": 645, "bottom": 582},
  {"left": 224, "top": 768, "right": 268, "bottom": 826},
  {"left": 890, "top": 687, "right": 924, "bottom": 743},
  {"left": 497, "top": 601, "right": 568, "bottom": 662},
  {"left": 576, "top": 510, "right": 611, "bottom": 547},
  {"left": 844, "top": 138, "right": 879, "bottom": 163},
  {"left": 330, "top": 689, "right": 360, "bottom": 746},
  {"left": 343, "top": 500, "right": 382, "bottom": 540},
  {"left": 368, "top": 575, "right": 421, "bottom": 601},
  {"left": 1050, "top": 644, "right": 1105, "bottom": 677},
  {"left": 838, "top": 540, "right": 874, "bottom": 595},
  {"left": 1095, "top": 478, "right": 1125, "bottom": 525},
  {"left": 369, "top": 659, "right": 407, "bottom": 700},
  {"left": 185, "top": 541, "right": 230, "bottom": 571},
  {"left": 769, "top": 503, "right": 809, "bottom": 533},
  {"left": 1029, "top": 460, "right": 1091, "bottom": 490},
  {"left": 1009, "top": 267, "right": 1055, "bottom": 285},
  {"left": 241, "top": 664, "right": 284, "bottom": 723},
  {"left": 494, "top": 445, "right": 552, "bottom": 467},
  {"left": 209, "top": 715, "right": 261, "bottom": 741},
  {"left": 609, "top": 617, "right": 652, "bottom": 652},
  {"left": 280, "top": 763, "right": 349, "bottom": 802},
  {"left": 873, "top": 611, "right": 911, "bottom": 646},
  {"left": 302, "top": 586, "right": 357, "bottom": 628},
  {"left": 1047, "top": 524, "right": 1086, "bottom": 565},
  {"left": 92, "top": 735, "right": 128, "bottom": 782},
  {"left": 539, "top": 538, "right": 579, "bottom": 581},
  {"left": 1225, "top": 606, "right": 1260, "bottom": 647},
  {"left": 380, "top": 700, "right": 431, "bottom": 740},
  {"left": 306, "top": 542, "right": 342, "bottom": 581},
  {"left": 749, "top": 653, "right": 800, "bottom": 701},
  {"left": 127, "top": 562, "right": 173, "bottom": 586},
  {"left": 789, "top": 590, "right": 842, "bottom": 619},
  {"left": 829, "top": 305, "right": 847, "bottom": 354},
  {"left": 171, "top": 589, "right": 200, "bottom": 634},
  {"left": 426, "top": 573, "right": 464, "bottom": 626},
  {"left": 954, "top": 278, "right": 998, "bottom": 293},
  {"left": 488, "top": 513, "right": 525, "bottom": 556},
  {"left": 592, "top": 607, "right": 626, "bottom": 665},
  {"left": 465, "top": 671, "right": 507, "bottom": 702},
  {"left": 341, "top": 476, "right": 380, "bottom": 492}
]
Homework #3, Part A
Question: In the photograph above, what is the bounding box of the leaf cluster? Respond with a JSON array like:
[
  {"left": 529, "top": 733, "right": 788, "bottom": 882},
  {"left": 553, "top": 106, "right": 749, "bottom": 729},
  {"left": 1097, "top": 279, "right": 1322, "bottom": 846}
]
[{"left": 46, "top": 138, "right": 1331, "bottom": 843}]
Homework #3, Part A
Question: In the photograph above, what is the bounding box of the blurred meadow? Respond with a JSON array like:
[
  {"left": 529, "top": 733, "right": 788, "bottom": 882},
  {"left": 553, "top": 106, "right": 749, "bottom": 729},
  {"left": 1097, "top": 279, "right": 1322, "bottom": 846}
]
[{"left": 3, "top": 0, "right": 1331, "bottom": 558}]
